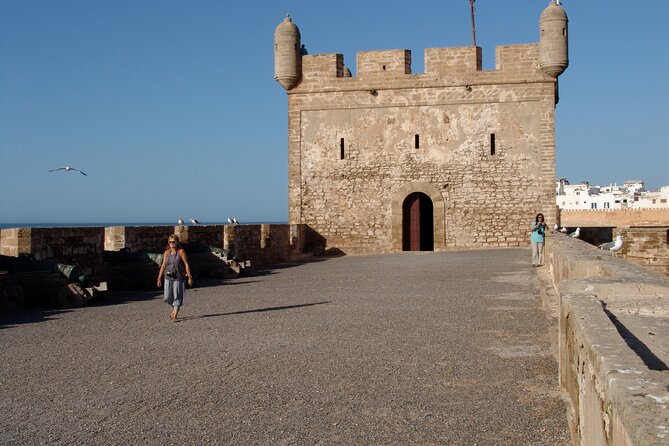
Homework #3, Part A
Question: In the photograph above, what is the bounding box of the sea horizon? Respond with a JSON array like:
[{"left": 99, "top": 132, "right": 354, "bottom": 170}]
[{"left": 0, "top": 221, "right": 288, "bottom": 230}]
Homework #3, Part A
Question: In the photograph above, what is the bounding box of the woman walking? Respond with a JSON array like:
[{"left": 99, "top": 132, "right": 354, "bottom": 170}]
[{"left": 157, "top": 235, "right": 193, "bottom": 321}]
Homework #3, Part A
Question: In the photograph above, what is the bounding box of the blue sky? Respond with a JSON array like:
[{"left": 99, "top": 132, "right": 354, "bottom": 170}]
[{"left": 1, "top": 0, "right": 667, "bottom": 224}]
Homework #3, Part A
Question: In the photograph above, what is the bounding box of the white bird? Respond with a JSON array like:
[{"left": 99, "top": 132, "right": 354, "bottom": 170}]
[
  {"left": 232, "top": 217, "right": 239, "bottom": 225},
  {"left": 49, "top": 166, "right": 87, "bottom": 176},
  {"left": 190, "top": 218, "right": 200, "bottom": 225},
  {"left": 227, "top": 217, "right": 234, "bottom": 224},
  {"left": 569, "top": 227, "right": 581, "bottom": 238},
  {"left": 555, "top": 0, "right": 562, "bottom": 6},
  {"left": 599, "top": 235, "right": 623, "bottom": 252},
  {"left": 177, "top": 218, "right": 185, "bottom": 225},
  {"left": 553, "top": 224, "right": 559, "bottom": 231},
  {"left": 560, "top": 227, "right": 568, "bottom": 233}
]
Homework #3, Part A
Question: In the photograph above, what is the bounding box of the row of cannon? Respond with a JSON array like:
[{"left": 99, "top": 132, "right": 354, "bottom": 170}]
[{"left": 0, "top": 243, "right": 250, "bottom": 309}]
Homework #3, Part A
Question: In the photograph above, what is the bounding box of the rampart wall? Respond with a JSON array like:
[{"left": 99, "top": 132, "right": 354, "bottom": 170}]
[
  {"left": 559, "top": 208, "right": 669, "bottom": 227},
  {"left": 1, "top": 224, "right": 316, "bottom": 272},
  {"left": 557, "top": 209, "right": 669, "bottom": 276},
  {"left": 546, "top": 235, "right": 669, "bottom": 445},
  {"left": 0, "top": 227, "right": 104, "bottom": 271}
]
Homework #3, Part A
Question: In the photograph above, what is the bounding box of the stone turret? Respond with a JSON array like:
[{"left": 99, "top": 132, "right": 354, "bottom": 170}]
[
  {"left": 539, "top": 1, "right": 569, "bottom": 77},
  {"left": 274, "top": 15, "right": 302, "bottom": 90}
]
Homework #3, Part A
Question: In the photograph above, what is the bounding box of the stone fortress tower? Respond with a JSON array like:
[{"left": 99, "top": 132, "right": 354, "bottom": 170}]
[{"left": 274, "top": 2, "right": 568, "bottom": 254}]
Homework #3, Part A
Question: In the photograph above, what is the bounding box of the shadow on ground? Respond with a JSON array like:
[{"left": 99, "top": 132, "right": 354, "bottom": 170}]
[
  {"left": 0, "top": 257, "right": 337, "bottom": 329},
  {"left": 175, "top": 301, "right": 331, "bottom": 322}
]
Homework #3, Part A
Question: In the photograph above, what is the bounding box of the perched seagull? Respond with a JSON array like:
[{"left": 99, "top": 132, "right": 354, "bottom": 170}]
[
  {"left": 559, "top": 227, "right": 568, "bottom": 233},
  {"left": 232, "top": 217, "right": 239, "bottom": 225},
  {"left": 599, "top": 235, "right": 623, "bottom": 252},
  {"left": 227, "top": 217, "right": 234, "bottom": 224},
  {"left": 190, "top": 218, "right": 200, "bottom": 225},
  {"left": 553, "top": 224, "right": 559, "bottom": 231},
  {"left": 569, "top": 227, "right": 581, "bottom": 238},
  {"left": 49, "top": 166, "right": 87, "bottom": 176},
  {"left": 554, "top": 0, "right": 562, "bottom": 5},
  {"left": 177, "top": 218, "right": 185, "bottom": 225}
]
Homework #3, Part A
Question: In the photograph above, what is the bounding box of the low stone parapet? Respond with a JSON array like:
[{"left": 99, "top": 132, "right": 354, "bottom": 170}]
[
  {"left": 1, "top": 226, "right": 104, "bottom": 270},
  {"left": 546, "top": 234, "right": 669, "bottom": 445},
  {"left": 104, "top": 225, "right": 173, "bottom": 252}
]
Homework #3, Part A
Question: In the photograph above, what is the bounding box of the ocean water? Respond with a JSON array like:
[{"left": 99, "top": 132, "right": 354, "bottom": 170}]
[{"left": 0, "top": 222, "right": 286, "bottom": 230}]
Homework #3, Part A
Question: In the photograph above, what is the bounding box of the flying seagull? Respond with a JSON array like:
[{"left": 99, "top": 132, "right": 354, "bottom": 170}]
[
  {"left": 599, "top": 235, "right": 623, "bottom": 252},
  {"left": 569, "top": 227, "right": 581, "bottom": 238},
  {"left": 177, "top": 218, "right": 185, "bottom": 225},
  {"left": 49, "top": 166, "right": 87, "bottom": 176},
  {"left": 190, "top": 218, "right": 200, "bottom": 225}
]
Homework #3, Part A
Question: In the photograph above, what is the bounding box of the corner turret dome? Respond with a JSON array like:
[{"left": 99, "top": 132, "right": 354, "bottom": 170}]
[
  {"left": 539, "top": 1, "right": 569, "bottom": 78},
  {"left": 274, "top": 15, "right": 302, "bottom": 90}
]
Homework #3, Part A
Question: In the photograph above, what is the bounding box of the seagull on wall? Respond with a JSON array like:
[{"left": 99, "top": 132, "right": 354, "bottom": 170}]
[
  {"left": 560, "top": 227, "right": 568, "bottom": 233},
  {"left": 599, "top": 235, "right": 623, "bottom": 252},
  {"left": 177, "top": 218, "right": 185, "bottom": 225},
  {"left": 49, "top": 166, "right": 87, "bottom": 176},
  {"left": 227, "top": 217, "right": 240, "bottom": 225},
  {"left": 569, "top": 227, "right": 581, "bottom": 238},
  {"left": 190, "top": 218, "right": 200, "bottom": 225}
]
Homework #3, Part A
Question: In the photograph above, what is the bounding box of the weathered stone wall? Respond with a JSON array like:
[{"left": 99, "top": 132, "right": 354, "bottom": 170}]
[
  {"left": 546, "top": 235, "right": 669, "bottom": 445},
  {"left": 559, "top": 208, "right": 669, "bottom": 227},
  {"left": 104, "top": 226, "right": 173, "bottom": 253},
  {"left": 0, "top": 227, "right": 104, "bottom": 269},
  {"left": 287, "top": 44, "right": 558, "bottom": 254},
  {"left": 615, "top": 227, "right": 669, "bottom": 276},
  {"left": 174, "top": 225, "right": 223, "bottom": 248},
  {"left": 3, "top": 224, "right": 312, "bottom": 272},
  {"left": 224, "top": 224, "right": 309, "bottom": 266},
  {"left": 556, "top": 209, "right": 669, "bottom": 276}
]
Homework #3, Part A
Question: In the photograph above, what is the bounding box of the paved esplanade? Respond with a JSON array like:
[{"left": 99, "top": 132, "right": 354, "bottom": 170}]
[{"left": 1, "top": 249, "right": 570, "bottom": 445}]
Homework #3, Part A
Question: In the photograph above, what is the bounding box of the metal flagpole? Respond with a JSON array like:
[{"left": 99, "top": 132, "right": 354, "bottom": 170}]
[{"left": 469, "top": 0, "right": 477, "bottom": 47}]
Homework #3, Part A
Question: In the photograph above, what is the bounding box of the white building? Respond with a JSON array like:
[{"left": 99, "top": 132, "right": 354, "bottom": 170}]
[{"left": 556, "top": 179, "right": 669, "bottom": 210}]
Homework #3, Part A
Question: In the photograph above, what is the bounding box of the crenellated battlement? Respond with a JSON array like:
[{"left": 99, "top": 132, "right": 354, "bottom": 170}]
[
  {"left": 356, "top": 49, "right": 411, "bottom": 78},
  {"left": 302, "top": 54, "right": 344, "bottom": 81},
  {"left": 295, "top": 43, "right": 547, "bottom": 92},
  {"left": 424, "top": 46, "right": 481, "bottom": 75}
]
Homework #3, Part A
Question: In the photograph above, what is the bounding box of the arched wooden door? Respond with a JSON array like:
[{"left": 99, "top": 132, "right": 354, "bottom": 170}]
[{"left": 402, "top": 192, "right": 434, "bottom": 251}]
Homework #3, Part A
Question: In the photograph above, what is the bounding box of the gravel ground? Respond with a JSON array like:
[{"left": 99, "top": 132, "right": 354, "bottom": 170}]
[{"left": 0, "top": 249, "right": 571, "bottom": 445}]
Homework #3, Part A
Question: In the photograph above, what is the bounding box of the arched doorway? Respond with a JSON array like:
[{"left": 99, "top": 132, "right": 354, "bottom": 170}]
[{"left": 402, "top": 192, "right": 434, "bottom": 251}]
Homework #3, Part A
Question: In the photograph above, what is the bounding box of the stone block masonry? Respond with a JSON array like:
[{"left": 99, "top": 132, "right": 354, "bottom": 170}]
[
  {"left": 289, "top": 46, "right": 558, "bottom": 253},
  {"left": 546, "top": 235, "right": 669, "bottom": 445},
  {"left": 276, "top": 3, "right": 568, "bottom": 254},
  {"left": 1, "top": 227, "right": 104, "bottom": 270},
  {"left": 2, "top": 224, "right": 315, "bottom": 272}
]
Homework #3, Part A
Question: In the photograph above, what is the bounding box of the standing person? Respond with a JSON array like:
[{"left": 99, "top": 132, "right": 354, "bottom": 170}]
[
  {"left": 530, "top": 213, "right": 548, "bottom": 267},
  {"left": 157, "top": 235, "right": 193, "bottom": 321}
]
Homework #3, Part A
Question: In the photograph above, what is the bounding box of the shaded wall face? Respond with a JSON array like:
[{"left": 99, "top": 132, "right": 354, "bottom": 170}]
[
  {"left": 297, "top": 99, "right": 551, "bottom": 252},
  {"left": 1, "top": 227, "right": 104, "bottom": 269}
]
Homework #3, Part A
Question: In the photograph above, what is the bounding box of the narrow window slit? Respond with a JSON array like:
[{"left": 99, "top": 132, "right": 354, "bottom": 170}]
[
  {"left": 340, "top": 138, "right": 345, "bottom": 160},
  {"left": 414, "top": 134, "right": 420, "bottom": 149},
  {"left": 490, "top": 133, "right": 496, "bottom": 156}
]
